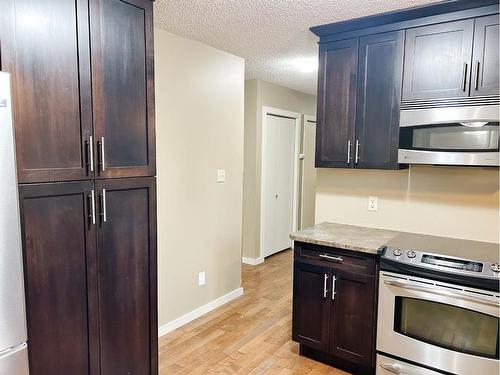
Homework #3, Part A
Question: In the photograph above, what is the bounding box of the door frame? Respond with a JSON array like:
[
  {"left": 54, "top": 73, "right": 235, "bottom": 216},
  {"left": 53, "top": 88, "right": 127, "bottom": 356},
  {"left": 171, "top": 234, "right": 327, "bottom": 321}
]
[
  {"left": 298, "top": 114, "right": 317, "bottom": 230},
  {"left": 259, "top": 106, "right": 301, "bottom": 261}
]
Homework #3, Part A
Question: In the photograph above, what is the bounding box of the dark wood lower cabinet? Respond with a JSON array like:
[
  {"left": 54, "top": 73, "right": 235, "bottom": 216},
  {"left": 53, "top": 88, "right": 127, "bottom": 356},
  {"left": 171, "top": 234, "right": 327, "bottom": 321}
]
[
  {"left": 19, "top": 181, "right": 99, "bottom": 375},
  {"left": 330, "top": 270, "right": 376, "bottom": 367},
  {"left": 96, "top": 177, "right": 157, "bottom": 375},
  {"left": 292, "top": 242, "right": 378, "bottom": 374},
  {"left": 19, "top": 178, "right": 157, "bottom": 375},
  {"left": 292, "top": 262, "right": 331, "bottom": 352}
]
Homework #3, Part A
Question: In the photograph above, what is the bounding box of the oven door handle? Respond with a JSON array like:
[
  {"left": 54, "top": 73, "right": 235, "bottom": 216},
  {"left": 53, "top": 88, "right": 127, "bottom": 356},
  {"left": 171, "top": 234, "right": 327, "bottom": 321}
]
[
  {"left": 379, "top": 363, "right": 402, "bottom": 374},
  {"left": 384, "top": 279, "right": 500, "bottom": 308}
]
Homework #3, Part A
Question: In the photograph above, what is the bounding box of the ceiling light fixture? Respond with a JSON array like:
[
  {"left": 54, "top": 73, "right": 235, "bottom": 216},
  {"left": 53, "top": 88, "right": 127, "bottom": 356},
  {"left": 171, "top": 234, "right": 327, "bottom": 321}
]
[{"left": 291, "top": 57, "right": 318, "bottom": 73}]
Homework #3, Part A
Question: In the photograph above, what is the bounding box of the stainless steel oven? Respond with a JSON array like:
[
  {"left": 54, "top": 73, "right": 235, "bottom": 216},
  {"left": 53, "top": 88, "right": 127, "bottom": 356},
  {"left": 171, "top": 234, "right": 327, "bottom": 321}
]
[
  {"left": 376, "top": 234, "right": 500, "bottom": 375},
  {"left": 398, "top": 105, "right": 500, "bottom": 166}
]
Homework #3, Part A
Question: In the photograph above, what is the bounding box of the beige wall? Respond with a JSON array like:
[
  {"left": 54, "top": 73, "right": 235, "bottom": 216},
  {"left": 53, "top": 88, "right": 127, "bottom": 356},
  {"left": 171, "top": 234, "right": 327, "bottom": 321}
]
[
  {"left": 316, "top": 166, "right": 500, "bottom": 243},
  {"left": 242, "top": 79, "right": 316, "bottom": 260},
  {"left": 155, "top": 29, "right": 245, "bottom": 327}
]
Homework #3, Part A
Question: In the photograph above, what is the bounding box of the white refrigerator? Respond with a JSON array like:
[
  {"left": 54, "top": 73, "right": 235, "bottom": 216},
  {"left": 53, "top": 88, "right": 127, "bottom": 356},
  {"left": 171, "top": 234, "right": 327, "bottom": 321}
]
[{"left": 0, "top": 72, "right": 29, "bottom": 374}]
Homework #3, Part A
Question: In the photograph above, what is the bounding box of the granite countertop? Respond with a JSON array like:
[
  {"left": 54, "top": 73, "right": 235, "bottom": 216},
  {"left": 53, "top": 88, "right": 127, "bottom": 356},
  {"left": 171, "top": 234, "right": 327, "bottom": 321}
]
[{"left": 290, "top": 222, "right": 399, "bottom": 255}]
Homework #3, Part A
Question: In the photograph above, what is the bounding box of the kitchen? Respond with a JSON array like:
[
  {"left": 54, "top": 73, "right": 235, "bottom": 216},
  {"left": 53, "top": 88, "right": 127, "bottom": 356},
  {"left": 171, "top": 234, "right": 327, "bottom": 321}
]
[
  {"left": 0, "top": 0, "right": 499, "bottom": 374},
  {"left": 290, "top": 0, "right": 499, "bottom": 374}
]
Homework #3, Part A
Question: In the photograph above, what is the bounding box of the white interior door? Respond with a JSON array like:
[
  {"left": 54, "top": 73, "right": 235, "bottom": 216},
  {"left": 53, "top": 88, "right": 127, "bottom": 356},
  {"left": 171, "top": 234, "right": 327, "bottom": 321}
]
[{"left": 262, "top": 114, "right": 296, "bottom": 258}]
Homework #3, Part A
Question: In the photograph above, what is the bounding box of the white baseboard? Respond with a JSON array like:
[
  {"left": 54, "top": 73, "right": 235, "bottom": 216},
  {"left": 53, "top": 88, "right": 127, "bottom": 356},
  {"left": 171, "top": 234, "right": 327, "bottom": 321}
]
[
  {"left": 158, "top": 287, "right": 244, "bottom": 337},
  {"left": 242, "top": 256, "right": 264, "bottom": 265}
]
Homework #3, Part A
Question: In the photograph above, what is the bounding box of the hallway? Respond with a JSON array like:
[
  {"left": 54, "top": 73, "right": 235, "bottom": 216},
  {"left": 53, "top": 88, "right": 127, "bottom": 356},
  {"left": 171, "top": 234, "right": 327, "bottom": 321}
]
[{"left": 159, "top": 250, "right": 349, "bottom": 374}]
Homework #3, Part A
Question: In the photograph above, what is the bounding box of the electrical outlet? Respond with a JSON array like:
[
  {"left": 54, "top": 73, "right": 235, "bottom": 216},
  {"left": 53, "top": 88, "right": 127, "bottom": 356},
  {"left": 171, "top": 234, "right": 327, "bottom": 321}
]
[
  {"left": 216, "top": 169, "right": 226, "bottom": 183},
  {"left": 198, "top": 271, "right": 206, "bottom": 286},
  {"left": 368, "top": 196, "right": 378, "bottom": 211}
]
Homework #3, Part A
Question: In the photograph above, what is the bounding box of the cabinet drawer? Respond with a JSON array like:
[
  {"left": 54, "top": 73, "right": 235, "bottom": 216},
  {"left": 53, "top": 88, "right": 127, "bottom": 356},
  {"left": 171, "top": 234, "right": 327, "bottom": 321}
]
[{"left": 294, "top": 242, "right": 376, "bottom": 276}]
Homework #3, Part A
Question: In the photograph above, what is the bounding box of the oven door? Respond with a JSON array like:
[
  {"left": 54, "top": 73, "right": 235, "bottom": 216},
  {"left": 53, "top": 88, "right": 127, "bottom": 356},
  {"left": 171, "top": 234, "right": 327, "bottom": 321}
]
[{"left": 377, "top": 272, "right": 500, "bottom": 375}]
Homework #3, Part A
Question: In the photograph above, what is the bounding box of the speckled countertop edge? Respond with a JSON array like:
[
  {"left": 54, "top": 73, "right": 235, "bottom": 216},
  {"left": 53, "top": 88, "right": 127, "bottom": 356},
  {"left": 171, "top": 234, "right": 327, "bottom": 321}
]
[{"left": 290, "top": 222, "right": 399, "bottom": 255}]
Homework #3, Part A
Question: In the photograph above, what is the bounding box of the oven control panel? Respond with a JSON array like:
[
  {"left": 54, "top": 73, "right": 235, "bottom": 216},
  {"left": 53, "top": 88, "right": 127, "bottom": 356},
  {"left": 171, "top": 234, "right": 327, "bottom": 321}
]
[{"left": 382, "top": 246, "right": 500, "bottom": 280}]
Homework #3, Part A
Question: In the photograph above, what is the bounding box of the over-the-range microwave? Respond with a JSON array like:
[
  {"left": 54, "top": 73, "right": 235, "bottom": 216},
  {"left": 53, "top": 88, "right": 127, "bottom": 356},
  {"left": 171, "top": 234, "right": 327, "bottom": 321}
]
[{"left": 398, "top": 104, "right": 499, "bottom": 167}]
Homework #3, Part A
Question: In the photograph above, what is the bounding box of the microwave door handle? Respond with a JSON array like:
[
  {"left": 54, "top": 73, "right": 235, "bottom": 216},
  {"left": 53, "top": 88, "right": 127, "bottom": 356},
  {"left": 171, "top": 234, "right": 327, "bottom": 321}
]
[{"left": 384, "top": 279, "right": 500, "bottom": 308}]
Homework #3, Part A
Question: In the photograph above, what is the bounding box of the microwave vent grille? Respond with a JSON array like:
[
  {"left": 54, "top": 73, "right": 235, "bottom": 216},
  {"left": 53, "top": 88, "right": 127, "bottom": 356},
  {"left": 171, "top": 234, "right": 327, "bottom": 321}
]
[{"left": 401, "top": 95, "right": 499, "bottom": 110}]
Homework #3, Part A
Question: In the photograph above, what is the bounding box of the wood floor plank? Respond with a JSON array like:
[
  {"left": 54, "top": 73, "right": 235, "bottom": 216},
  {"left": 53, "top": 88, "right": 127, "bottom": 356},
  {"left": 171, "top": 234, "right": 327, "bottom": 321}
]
[{"left": 159, "top": 249, "right": 351, "bottom": 374}]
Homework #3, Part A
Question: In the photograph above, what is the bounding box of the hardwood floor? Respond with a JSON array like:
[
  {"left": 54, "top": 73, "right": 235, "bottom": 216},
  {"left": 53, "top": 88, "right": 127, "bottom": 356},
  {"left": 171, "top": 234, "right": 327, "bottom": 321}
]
[{"left": 159, "top": 249, "right": 350, "bottom": 374}]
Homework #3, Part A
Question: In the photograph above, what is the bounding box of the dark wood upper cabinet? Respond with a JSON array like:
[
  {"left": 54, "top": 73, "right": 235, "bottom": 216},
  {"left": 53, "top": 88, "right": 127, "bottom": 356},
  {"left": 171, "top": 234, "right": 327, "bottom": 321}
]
[
  {"left": 90, "top": 0, "right": 156, "bottom": 179},
  {"left": 316, "top": 33, "right": 404, "bottom": 170},
  {"left": 355, "top": 31, "right": 404, "bottom": 169},
  {"left": 19, "top": 182, "right": 99, "bottom": 375},
  {"left": 471, "top": 14, "right": 500, "bottom": 96},
  {"left": 95, "top": 177, "right": 157, "bottom": 375},
  {"left": 329, "top": 270, "right": 376, "bottom": 367},
  {"left": 402, "top": 20, "right": 475, "bottom": 100},
  {"left": 316, "top": 38, "right": 358, "bottom": 168},
  {"left": 2, "top": 0, "right": 93, "bottom": 183},
  {"left": 292, "top": 262, "right": 331, "bottom": 352},
  {"left": 2, "top": 0, "right": 156, "bottom": 182}
]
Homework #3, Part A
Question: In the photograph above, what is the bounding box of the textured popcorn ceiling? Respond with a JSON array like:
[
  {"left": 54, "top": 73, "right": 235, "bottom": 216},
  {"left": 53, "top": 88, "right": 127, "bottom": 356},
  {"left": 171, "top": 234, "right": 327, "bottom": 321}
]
[{"left": 154, "top": 0, "right": 439, "bottom": 95}]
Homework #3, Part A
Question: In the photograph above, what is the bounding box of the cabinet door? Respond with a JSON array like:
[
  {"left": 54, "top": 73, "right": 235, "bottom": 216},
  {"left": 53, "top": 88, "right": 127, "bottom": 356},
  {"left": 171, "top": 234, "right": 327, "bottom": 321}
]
[
  {"left": 19, "top": 182, "right": 98, "bottom": 375},
  {"left": 2, "top": 0, "right": 93, "bottom": 183},
  {"left": 315, "top": 38, "right": 357, "bottom": 168},
  {"left": 90, "top": 0, "right": 156, "bottom": 179},
  {"left": 355, "top": 31, "right": 404, "bottom": 169},
  {"left": 403, "top": 20, "right": 474, "bottom": 100},
  {"left": 471, "top": 15, "right": 499, "bottom": 96},
  {"left": 330, "top": 270, "right": 376, "bottom": 367},
  {"left": 96, "top": 177, "right": 157, "bottom": 375},
  {"left": 292, "top": 262, "right": 331, "bottom": 352}
]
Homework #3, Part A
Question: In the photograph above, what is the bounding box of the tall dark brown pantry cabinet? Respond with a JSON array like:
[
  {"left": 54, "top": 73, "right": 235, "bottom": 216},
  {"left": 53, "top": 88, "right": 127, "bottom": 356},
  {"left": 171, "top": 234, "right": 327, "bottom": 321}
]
[{"left": 1, "top": 0, "right": 158, "bottom": 374}]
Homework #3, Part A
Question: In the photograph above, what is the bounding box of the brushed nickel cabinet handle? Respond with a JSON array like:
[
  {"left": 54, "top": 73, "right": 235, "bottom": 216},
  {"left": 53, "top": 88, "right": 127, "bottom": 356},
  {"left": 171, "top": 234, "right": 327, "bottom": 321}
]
[
  {"left": 89, "top": 136, "right": 94, "bottom": 172},
  {"left": 99, "top": 189, "right": 107, "bottom": 223},
  {"left": 319, "top": 253, "right": 343, "bottom": 263},
  {"left": 101, "top": 137, "right": 106, "bottom": 171},
  {"left": 347, "top": 140, "right": 351, "bottom": 164},
  {"left": 97, "top": 137, "right": 106, "bottom": 172},
  {"left": 474, "top": 60, "right": 480, "bottom": 90},
  {"left": 85, "top": 139, "right": 91, "bottom": 174},
  {"left": 332, "top": 276, "right": 337, "bottom": 300},
  {"left": 88, "top": 190, "right": 96, "bottom": 225},
  {"left": 102, "top": 189, "right": 107, "bottom": 223},
  {"left": 323, "top": 274, "right": 329, "bottom": 298},
  {"left": 461, "top": 62, "right": 468, "bottom": 92},
  {"left": 355, "top": 139, "right": 360, "bottom": 164}
]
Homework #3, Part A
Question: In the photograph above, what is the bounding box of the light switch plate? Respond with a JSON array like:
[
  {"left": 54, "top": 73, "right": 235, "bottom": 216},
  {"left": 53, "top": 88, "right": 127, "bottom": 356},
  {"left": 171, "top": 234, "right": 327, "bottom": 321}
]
[
  {"left": 216, "top": 169, "right": 226, "bottom": 183},
  {"left": 368, "top": 196, "right": 378, "bottom": 211},
  {"left": 198, "top": 271, "right": 206, "bottom": 286}
]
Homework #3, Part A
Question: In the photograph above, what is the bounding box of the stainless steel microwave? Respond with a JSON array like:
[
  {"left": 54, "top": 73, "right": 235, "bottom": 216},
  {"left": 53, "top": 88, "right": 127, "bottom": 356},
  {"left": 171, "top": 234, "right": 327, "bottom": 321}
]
[{"left": 398, "top": 105, "right": 499, "bottom": 166}]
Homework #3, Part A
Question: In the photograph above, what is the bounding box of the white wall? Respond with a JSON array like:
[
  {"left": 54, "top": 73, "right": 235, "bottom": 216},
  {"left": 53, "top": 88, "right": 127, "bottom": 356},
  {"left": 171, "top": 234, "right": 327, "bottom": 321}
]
[
  {"left": 316, "top": 166, "right": 499, "bottom": 243},
  {"left": 242, "top": 79, "right": 317, "bottom": 261},
  {"left": 155, "top": 29, "right": 245, "bottom": 327}
]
